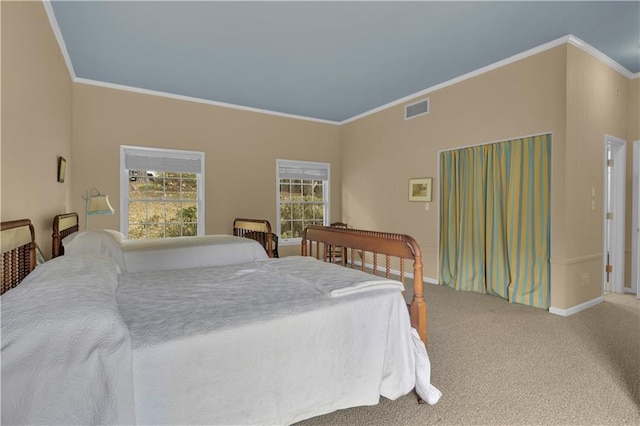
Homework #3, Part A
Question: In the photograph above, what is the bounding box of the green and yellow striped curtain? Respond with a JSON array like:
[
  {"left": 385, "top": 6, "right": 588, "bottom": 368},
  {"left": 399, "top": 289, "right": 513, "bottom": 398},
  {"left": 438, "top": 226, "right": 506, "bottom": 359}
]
[{"left": 439, "top": 134, "right": 551, "bottom": 309}]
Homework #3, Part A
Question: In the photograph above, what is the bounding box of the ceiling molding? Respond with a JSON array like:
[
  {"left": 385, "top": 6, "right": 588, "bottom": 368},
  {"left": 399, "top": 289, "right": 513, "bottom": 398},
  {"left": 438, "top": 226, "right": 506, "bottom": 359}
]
[
  {"left": 42, "top": 0, "right": 636, "bottom": 125},
  {"left": 73, "top": 78, "right": 340, "bottom": 125},
  {"left": 42, "top": 0, "right": 338, "bottom": 125},
  {"left": 341, "top": 34, "right": 635, "bottom": 124},
  {"left": 566, "top": 35, "right": 634, "bottom": 79},
  {"left": 42, "top": 0, "right": 76, "bottom": 80}
]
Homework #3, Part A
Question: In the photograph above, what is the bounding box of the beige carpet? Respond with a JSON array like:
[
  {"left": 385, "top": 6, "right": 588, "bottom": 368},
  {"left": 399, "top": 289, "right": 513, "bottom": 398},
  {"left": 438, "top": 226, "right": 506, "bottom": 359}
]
[{"left": 296, "top": 285, "right": 640, "bottom": 425}]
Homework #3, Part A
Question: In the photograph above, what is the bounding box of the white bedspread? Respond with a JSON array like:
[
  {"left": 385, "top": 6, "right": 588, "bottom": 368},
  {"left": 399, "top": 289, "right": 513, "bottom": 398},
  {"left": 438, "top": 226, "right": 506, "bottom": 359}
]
[
  {"left": 63, "top": 231, "right": 268, "bottom": 272},
  {"left": 117, "top": 256, "right": 441, "bottom": 425},
  {"left": 1, "top": 255, "right": 135, "bottom": 425},
  {"left": 120, "top": 234, "right": 269, "bottom": 272},
  {"left": 1, "top": 255, "right": 440, "bottom": 425}
]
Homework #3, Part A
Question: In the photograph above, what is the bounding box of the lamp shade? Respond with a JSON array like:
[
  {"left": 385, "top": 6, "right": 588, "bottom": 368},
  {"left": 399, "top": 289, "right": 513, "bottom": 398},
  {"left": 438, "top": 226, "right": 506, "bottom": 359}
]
[
  {"left": 84, "top": 189, "right": 115, "bottom": 230},
  {"left": 87, "top": 194, "right": 114, "bottom": 216}
]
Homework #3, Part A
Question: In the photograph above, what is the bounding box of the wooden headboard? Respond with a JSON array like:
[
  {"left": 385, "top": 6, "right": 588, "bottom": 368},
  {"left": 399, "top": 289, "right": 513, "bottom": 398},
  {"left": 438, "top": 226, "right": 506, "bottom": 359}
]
[
  {"left": 1, "top": 219, "right": 36, "bottom": 294},
  {"left": 302, "top": 225, "right": 427, "bottom": 346},
  {"left": 233, "top": 218, "right": 278, "bottom": 258},
  {"left": 52, "top": 212, "right": 79, "bottom": 258}
]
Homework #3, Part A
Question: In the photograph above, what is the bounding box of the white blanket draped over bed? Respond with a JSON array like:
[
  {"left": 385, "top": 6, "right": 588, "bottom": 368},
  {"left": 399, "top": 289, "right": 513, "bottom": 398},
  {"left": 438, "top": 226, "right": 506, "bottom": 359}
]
[
  {"left": 1, "top": 255, "right": 440, "bottom": 425},
  {"left": 118, "top": 256, "right": 441, "bottom": 424},
  {"left": 1, "top": 255, "right": 135, "bottom": 425}
]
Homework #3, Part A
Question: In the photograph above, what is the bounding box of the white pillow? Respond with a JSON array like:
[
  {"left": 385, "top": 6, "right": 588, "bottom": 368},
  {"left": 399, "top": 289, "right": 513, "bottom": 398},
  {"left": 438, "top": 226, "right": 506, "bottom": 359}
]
[
  {"left": 62, "top": 230, "right": 127, "bottom": 272},
  {"left": 60, "top": 232, "right": 78, "bottom": 248},
  {"left": 102, "top": 229, "right": 126, "bottom": 242},
  {"left": 63, "top": 229, "right": 125, "bottom": 247}
]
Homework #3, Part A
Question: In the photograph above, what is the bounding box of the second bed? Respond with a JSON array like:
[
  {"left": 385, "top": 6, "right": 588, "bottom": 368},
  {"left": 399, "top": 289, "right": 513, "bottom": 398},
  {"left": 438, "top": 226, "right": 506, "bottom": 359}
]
[{"left": 52, "top": 213, "right": 270, "bottom": 272}]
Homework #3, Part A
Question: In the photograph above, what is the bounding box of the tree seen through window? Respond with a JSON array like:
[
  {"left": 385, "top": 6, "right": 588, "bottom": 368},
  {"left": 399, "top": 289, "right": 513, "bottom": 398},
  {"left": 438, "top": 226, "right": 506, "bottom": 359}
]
[
  {"left": 128, "top": 171, "right": 198, "bottom": 239},
  {"left": 279, "top": 179, "right": 325, "bottom": 239}
]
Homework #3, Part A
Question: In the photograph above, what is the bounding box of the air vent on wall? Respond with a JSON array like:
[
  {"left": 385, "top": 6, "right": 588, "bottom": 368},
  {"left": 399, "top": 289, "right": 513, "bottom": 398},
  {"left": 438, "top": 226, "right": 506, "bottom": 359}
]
[{"left": 405, "top": 98, "right": 430, "bottom": 120}]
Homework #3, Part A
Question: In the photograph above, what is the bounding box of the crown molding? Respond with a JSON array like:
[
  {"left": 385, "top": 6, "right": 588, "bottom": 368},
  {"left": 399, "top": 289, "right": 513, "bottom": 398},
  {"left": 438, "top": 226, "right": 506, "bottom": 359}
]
[
  {"left": 41, "top": 0, "right": 635, "bottom": 125},
  {"left": 42, "top": 0, "right": 76, "bottom": 80},
  {"left": 74, "top": 79, "right": 340, "bottom": 125},
  {"left": 342, "top": 35, "right": 635, "bottom": 124},
  {"left": 341, "top": 35, "right": 571, "bottom": 124},
  {"left": 42, "top": 0, "right": 338, "bottom": 125},
  {"left": 566, "top": 35, "right": 634, "bottom": 79}
]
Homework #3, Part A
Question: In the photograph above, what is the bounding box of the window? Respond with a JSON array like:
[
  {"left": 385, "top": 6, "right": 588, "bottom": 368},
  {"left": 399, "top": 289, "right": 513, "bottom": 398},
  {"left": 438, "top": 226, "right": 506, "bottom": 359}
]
[
  {"left": 120, "top": 146, "right": 205, "bottom": 239},
  {"left": 276, "top": 159, "right": 330, "bottom": 242}
]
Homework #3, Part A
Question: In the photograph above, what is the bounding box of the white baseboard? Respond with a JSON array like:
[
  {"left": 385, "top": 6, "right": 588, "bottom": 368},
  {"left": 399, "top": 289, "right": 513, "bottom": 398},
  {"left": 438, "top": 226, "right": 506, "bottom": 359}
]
[
  {"left": 549, "top": 296, "right": 604, "bottom": 316},
  {"left": 424, "top": 277, "right": 439, "bottom": 285}
]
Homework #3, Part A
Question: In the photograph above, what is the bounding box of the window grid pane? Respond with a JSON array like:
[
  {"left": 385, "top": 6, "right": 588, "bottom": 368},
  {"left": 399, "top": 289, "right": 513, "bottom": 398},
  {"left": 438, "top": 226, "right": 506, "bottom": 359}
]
[
  {"left": 126, "top": 170, "right": 199, "bottom": 239},
  {"left": 278, "top": 177, "right": 327, "bottom": 240}
]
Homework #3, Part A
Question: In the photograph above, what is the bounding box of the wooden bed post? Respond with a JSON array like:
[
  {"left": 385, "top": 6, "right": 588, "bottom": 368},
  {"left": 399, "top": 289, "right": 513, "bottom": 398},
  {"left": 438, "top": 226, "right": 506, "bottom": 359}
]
[
  {"left": 409, "top": 255, "right": 427, "bottom": 347},
  {"left": 52, "top": 213, "right": 79, "bottom": 258},
  {"left": 52, "top": 225, "right": 61, "bottom": 258}
]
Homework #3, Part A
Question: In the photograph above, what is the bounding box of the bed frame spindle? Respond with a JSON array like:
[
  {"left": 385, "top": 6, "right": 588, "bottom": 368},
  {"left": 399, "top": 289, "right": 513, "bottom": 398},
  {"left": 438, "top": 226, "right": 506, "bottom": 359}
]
[
  {"left": 302, "top": 225, "right": 428, "bottom": 346},
  {"left": 1, "top": 219, "right": 36, "bottom": 295},
  {"left": 232, "top": 218, "right": 277, "bottom": 258}
]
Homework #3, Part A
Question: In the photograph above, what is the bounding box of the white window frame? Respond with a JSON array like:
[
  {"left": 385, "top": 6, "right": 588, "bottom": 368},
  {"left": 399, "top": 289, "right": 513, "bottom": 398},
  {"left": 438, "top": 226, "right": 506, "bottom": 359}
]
[
  {"left": 276, "top": 159, "right": 330, "bottom": 245},
  {"left": 120, "top": 145, "right": 205, "bottom": 238}
]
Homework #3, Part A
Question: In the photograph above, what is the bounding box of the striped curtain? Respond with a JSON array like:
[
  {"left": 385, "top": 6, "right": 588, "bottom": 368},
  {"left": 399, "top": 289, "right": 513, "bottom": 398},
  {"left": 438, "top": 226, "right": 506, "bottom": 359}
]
[{"left": 439, "top": 134, "right": 551, "bottom": 309}]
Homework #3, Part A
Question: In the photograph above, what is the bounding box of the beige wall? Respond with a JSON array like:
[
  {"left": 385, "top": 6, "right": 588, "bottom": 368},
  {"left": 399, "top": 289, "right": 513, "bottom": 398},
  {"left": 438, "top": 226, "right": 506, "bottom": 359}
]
[
  {"left": 341, "top": 46, "right": 568, "bottom": 296},
  {"left": 1, "top": 0, "right": 340, "bottom": 260},
  {"left": 629, "top": 78, "right": 640, "bottom": 142},
  {"left": 3, "top": 1, "right": 637, "bottom": 306},
  {"left": 341, "top": 43, "right": 636, "bottom": 310},
  {"left": 564, "top": 44, "right": 630, "bottom": 301},
  {"left": 71, "top": 84, "right": 341, "bottom": 257},
  {"left": 1, "top": 1, "right": 72, "bottom": 259}
]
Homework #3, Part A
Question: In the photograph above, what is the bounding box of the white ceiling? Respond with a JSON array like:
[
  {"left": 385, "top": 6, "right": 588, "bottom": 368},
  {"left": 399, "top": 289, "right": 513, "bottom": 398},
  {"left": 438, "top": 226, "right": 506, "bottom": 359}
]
[{"left": 48, "top": 1, "right": 640, "bottom": 123}]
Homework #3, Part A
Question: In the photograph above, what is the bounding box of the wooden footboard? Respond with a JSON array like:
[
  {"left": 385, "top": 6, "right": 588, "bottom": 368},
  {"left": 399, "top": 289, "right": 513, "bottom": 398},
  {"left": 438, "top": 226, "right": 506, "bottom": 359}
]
[
  {"left": 233, "top": 218, "right": 278, "bottom": 258},
  {"left": 302, "top": 225, "right": 427, "bottom": 347},
  {"left": 1, "top": 219, "right": 36, "bottom": 294}
]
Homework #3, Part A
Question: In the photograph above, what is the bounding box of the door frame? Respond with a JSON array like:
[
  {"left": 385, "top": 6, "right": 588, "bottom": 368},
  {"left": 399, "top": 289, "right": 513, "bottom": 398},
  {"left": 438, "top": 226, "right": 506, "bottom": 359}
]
[
  {"left": 602, "top": 135, "right": 626, "bottom": 294},
  {"left": 632, "top": 141, "right": 639, "bottom": 298}
]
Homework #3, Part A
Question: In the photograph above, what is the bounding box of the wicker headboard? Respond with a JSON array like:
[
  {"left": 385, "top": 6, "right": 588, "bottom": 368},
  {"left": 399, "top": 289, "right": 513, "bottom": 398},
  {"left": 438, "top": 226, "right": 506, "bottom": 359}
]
[
  {"left": 1, "top": 219, "right": 37, "bottom": 294},
  {"left": 302, "top": 225, "right": 427, "bottom": 346},
  {"left": 233, "top": 218, "right": 278, "bottom": 258},
  {"left": 52, "top": 212, "right": 79, "bottom": 258}
]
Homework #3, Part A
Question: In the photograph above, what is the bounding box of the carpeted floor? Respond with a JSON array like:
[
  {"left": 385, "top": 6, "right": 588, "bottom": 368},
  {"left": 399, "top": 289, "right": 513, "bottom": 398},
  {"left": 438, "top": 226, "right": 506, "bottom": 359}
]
[{"left": 296, "top": 285, "right": 640, "bottom": 425}]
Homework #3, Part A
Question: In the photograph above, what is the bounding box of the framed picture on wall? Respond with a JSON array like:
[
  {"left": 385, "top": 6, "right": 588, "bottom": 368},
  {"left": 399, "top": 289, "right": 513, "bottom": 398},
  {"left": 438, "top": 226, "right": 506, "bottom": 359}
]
[
  {"left": 57, "top": 156, "right": 66, "bottom": 183},
  {"left": 409, "top": 177, "right": 432, "bottom": 202}
]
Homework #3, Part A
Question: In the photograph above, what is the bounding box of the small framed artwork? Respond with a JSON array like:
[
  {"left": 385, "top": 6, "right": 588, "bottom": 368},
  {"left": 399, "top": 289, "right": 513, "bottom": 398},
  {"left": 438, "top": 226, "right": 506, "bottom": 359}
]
[
  {"left": 409, "top": 177, "right": 432, "bottom": 202},
  {"left": 57, "top": 156, "right": 66, "bottom": 183}
]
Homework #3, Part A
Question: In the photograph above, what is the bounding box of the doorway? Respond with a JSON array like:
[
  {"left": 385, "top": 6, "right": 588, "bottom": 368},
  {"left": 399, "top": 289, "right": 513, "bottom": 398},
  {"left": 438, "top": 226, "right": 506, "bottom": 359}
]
[{"left": 602, "top": 135, "right": 626, "bottom": 294}]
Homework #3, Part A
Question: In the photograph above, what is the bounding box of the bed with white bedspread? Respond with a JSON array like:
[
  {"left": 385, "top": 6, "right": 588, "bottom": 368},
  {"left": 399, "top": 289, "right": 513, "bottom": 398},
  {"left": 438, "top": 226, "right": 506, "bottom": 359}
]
[
  {"left": 52, "top": 212, "right": 274, "bottom": 272},
  {"left": 60, "top": 229, "right": 268, "bottom": 272},
  {"left": 120, "top": 256, "right": 439, "bottom": 424},
  {"left": 2, "top": 220, "right": 441, "bottom": 425}
]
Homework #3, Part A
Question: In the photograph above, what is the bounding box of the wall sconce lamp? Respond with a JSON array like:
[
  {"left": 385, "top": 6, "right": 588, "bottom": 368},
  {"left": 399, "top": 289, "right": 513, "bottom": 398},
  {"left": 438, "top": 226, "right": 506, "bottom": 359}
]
[{"left": 83, "top": 188, "right": 115, "bottom": 230}]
